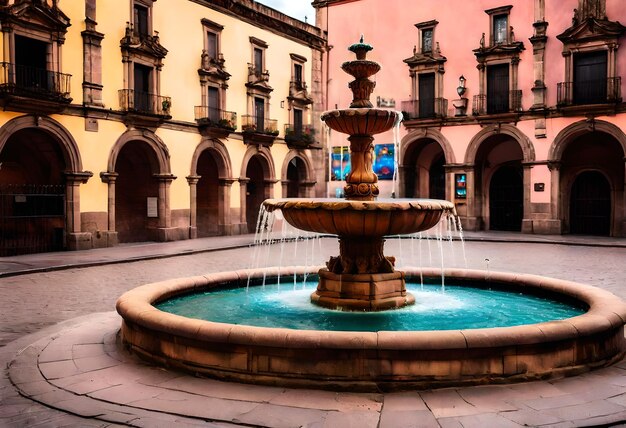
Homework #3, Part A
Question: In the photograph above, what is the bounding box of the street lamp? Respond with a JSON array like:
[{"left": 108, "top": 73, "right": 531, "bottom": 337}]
[{"left": 457, "top": 75, "right": 467, "bottom": 97}]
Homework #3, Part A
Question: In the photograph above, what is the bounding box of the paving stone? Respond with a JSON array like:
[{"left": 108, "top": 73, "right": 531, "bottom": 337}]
[
  {"left": 234, "top": 402, "right": 329, "bottom": 428},
  {"left": 156, "top": 375, "right": 284, "bottom": 402},
  {"left": 269, "top": 388, "right": 383, "bottom": 412},
  {"left": 521, "top": 393, "right": 587, "bottom": 411},
  {"left": 88, "top": 383, "right": 163, "bottom": 405},
  {"left": 540, "top": 399, "right": 626, "bottom": 422},
  {"left": 419, "top": 390, "right": 482, "bottom": 418},
  {"left": 381, "top": 391, "right": 428, "bottom": 411},
  {"left": 322, "top": 410, "right": 380, "bottom": 428},
  {"left": 499, "top": 408, "right": 566, "bottom": 426},
  {"left": 441, "top": 412, "right": 523, "bottom": 427},
  {"left": 39, "top": 359, "right": 81, "bottom": 380},
  {"left": 456, "top": 385, "right": 518, "bottom": 411},
  {"left": 379, "top": 409, "right": 439, "bottom": 428},
  {"left": 73, "top": 354, "right": 121, "bottom": 372}
]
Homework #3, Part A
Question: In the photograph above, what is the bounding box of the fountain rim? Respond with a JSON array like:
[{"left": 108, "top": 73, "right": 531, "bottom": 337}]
[
  {"left": 117, "top": 266, "right": 626, "bottom": 349},
  {"left": 262, "top": 198, "right": 455, "bottom": 213}
]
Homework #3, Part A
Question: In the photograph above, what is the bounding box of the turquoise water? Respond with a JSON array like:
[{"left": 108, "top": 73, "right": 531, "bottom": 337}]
[{"left": 156, "top": 280, "right": 585, "bottom": 332}]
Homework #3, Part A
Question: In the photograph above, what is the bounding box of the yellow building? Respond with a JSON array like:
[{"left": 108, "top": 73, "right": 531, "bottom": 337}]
[{"left": 0, "top": 0, "right": 326, "bottom": 255}]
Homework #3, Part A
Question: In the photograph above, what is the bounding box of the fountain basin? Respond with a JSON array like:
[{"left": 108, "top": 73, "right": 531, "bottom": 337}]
[
  {"left": 263, "top": 198, "right": 454, "bottom": 237},
  {"left": 117, "top": 267, "right": 626, "bottom": 391},
  {"left": 321, "top": 108, "right": 400, "bottom": 135}
]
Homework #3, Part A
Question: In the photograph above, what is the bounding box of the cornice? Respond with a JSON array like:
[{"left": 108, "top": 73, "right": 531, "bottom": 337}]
[{"left": 190, "top": 0, "right": 326, "bottom": 50}]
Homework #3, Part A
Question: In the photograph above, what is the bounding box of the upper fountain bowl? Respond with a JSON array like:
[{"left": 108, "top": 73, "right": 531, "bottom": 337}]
[
  {"left": 263, "top": 198, "right": 454, "bottom": 237},
  {"left": 321, "top": 108, "right": 401, "bottom": 136}
]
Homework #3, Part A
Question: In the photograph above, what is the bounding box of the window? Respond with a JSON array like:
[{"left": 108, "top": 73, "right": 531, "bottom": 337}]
[
  {"left": 573, "top": 51, "right": 608, "bottom": 104},
  {"left": 15, "top": 35, "right": 49, "bottom": 91},
  {"left": 133, "top": 3, "right": 149, "bottom": 38},
  {"left": 418, "top": 73, "right": 435, "bottom": 118},
  {"left": 254, "top": 97, "right": 265, "bottom": 131},
  {"left": 487, "top": 64, "right": 509, "bottom": 114},
  {"left": 254, "top": 48, "right": 263, "bottom": 77},
  {"left": 206, "top": 32, "right": 218, "bottom": 60},
  {"left": 493, "top": 14, "right": 508, "bottom": 44},
  {"left": 294, "top": 63, "right": 303, "bottom": 87},
  {"left": 294, "top": 108, "right": 303, "bottom": 132},
  {"left": 133, "top": 63, "right": 152, "bottom": 112},
  {"left": 207, "top": 86, "right": 220, "bottom": 122},
  {"left": 485, "top": 6, "right": 512, "bottom": 46},
  {"left": 421, "top": 29, "right": 433, "bottom": 53}
]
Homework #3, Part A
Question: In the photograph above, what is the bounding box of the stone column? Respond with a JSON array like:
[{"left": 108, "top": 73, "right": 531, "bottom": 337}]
[
  {"left": 64, "top": 171, "right": 93, "bottom": 250},
  {"left": 154, "top": 173, "right": 176, "bottom": 240},
  {"left": 522, "top": 163, "right": 534, "bottom": 233},
  {"left": 548, "top": 161, "right": 563, "bottom": 234},
  {"left": 186, "top": 175, "right": 200, "bottom": 239},
  {"left": 99, "top": 172, "right": 119, "bottom": 246},
  {"left": 219, "top": 178, "right": 235, "bottom": 235},
  {"left": 238, "top": 177, "right": 249, "bottom": 226},
  {"left": 464, "top": 166, "right": 480, "bottom": 230},
  {"left": 82, "top": 0, "right": 104, "bottom": 107}
]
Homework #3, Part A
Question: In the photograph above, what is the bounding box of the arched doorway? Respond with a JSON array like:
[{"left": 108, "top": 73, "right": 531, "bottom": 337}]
[
  {"left": 196, "top": 150, "right": 220, "bottom": 237},
  {"left": 489, "top": 165, "right": 523, "bottom": 231},
  {"left": 0, "top": 128, "right": 66, "bottom": 255},
  {"left": 246, "top": 155, "right": 266, "bottom": 233},
  {"left": 115, "top": 141, "right": 160, "bottom": 243},
  {"left": 428, "top": 154, "right": 445, "bottom": 200},
  {"left": 286, "top": 157, "right": 306, "bottom": 197},
  {"left": 570, "top": 171, "right": 611, "bottom": 236},
  {"left": 402, "top": 138, "right": 446, "bottom": 199}
]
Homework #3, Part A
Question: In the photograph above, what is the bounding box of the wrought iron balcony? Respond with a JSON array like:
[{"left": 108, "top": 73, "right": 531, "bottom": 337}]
[
  {"left": 557, "top": 77, "right": 621, "bottom": 106},
  {"left": 284, "top": 123, "right": 315, "bottom": 147},
  {"left": 472, "top": 90, "right": 522, "bottom": 115},
  {"left": 242, "top": 115, "right": 278, "bottom": 135},
  {"left": 194, "top": 106, "right": 237, "bottom": 131},
  {"left": 400, "top": 98, "right": 448, "bottom": 120},
  {"left": 118, "top": 89, "right": 171, "bottom": 116},
  {"left": 0, "top": 62, "right": 71, "bottom": 101}
]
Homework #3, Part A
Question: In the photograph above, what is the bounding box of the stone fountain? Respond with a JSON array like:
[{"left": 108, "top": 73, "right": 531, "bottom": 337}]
[
  {"left": 116, "top": 40, "right": 626, "bottom": 391},
  {"left": 264, "top": 38, "right": 454, "bottom": 311}
]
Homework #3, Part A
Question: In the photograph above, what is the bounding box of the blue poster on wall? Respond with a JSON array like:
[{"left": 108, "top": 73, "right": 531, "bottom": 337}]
[
  {"left": 373, "top": 144, "right": 395, "bottom": 180},
  {"left": 331, "top": 146, "right": 350, "bottom": 181}
]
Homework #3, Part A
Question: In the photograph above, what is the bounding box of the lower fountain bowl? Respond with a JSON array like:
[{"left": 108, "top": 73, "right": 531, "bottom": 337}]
[
  {"left": 263, "top": 198, "right": 455, "bottom": 237},
  {"left": 117, "top": 267, "right": 626, "bottom": 392}
]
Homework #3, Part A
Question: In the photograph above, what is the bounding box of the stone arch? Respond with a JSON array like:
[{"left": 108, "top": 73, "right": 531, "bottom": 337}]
[
  {"left": 0, "top": 114, "right": 83, "bottom": 172},
  {"left": 240, "top": 144, "right": 276, "bottom": 180},
  {"left": 465, "top": 124, "right": 535, "bottom": 164},
  {"left": 281, "top": 150, "right": 316, "bottom": 198},
  {"left": 108, "top": 129, "right": 171, "bottom": 174},
  {"left": 399, "top": 129, "right": 455, "bottom": 199},
  {"left": 190, "top": 137, "right": 233, "bottom": 179},
  {"left": 549, "top": 119, "right": 626, "bottom": 162},
  {"left": 401, "top": 128, "right": 456, "bottom": 164},
  {"left": 189, "top": 138, "right": 234, "bottom": 237},
  {"left": 240, "top": 145, "right": 276, "bottom": 233}
]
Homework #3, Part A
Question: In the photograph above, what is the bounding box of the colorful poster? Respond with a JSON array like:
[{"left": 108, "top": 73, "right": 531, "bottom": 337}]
[
  {"left": 331, "top": 146, "right": 350, "bottom": 181},
  {"left": 373, "top": 144, "right": 395, "bottom": 180}
]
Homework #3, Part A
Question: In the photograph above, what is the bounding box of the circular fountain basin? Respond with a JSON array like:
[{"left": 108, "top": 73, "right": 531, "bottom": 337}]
[
  {"left": 321, "top": 108, "right": 400, "bottom": 135},
  {"left": 117, "top": 267, "right": 626, "bottom": 391},
  {"left": 263, "top": 198, "right": 454, "bottom": 237}
]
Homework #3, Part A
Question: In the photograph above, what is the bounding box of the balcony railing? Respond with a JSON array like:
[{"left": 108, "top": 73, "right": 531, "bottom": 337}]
[
  {"left": 118, "top": 89, "right": 171, "bottom": 116},
  {"left": 194, "top": 106, "right": 237, "bottom": 131},
  {"left": 400, "top": 98, "right": 448, "bottom": 120},
  {"left": 472, "top": 90, "right": 522, "bottom": 115},
  {"left": 284, "top": 123, "right": 315, "bottom": 145},
  {"left": 557, "top": 77, "right": 621, "bottom": 106},
  {"left": 0, "top": 62, "right": 71, "bottom": 100},
  {"left": 242, "top": 115, "right": 278, "bottom": 135}
]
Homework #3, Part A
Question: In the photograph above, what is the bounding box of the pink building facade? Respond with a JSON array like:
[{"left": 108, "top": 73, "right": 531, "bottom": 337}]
[{"left": 314, "top": 0, "right": 626, "bottom": 236}]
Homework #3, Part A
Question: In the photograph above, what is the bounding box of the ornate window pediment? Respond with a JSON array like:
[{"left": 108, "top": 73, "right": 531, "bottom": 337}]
[
  {"left": 120, "top": 23, "right": 168, "bottom": 61},
  {"left": 0, "top": 0, "right": 72, "bottom": 113},
  {"left": 556, "top": 0, "right": 625, "bottom": 108},
  {"left": 0, "top": 0, "right": 70, "bottom": 35}
]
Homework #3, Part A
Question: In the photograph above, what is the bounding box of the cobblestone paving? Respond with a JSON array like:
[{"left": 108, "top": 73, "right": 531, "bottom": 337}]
[{"left": 1, "top": 238, "right": 626, "bottom": 427}]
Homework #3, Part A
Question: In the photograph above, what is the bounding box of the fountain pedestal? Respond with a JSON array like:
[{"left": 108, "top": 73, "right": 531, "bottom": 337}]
[
  {"left": 265, "top": 38, "right": 454, "bottom": 311},
  {"left": 314, "top": 270, "right": 415, "bottom": 311}
]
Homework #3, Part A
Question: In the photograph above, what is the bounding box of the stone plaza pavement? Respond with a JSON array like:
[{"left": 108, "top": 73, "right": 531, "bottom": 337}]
[{"left": 2, "top": 232, "right": 626, "bottom": 427}]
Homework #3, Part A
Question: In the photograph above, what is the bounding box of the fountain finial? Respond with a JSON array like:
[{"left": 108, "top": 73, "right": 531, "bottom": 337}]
[{"left": 348, "top": 35, "right": 373, "bottom": 60}]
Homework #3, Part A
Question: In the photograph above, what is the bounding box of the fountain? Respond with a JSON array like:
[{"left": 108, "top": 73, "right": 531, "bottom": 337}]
[
  {"left": 116, "top": 40, "right": 626, "bottom": 391},
  {"left": 264, "top": 38, "right": 453, "bottom": 311}
]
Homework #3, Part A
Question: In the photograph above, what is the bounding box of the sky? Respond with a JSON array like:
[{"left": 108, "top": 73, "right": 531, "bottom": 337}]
[{"left": 257, "top": 0, "right": 316, "bottom": 24}]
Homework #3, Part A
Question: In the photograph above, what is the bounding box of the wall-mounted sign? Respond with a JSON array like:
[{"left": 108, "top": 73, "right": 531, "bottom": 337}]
[
  {"left": 331, "top": 146, "right": 350, "bottom": 181},
  {"left": 376, "top": 96, "right": 396, "bottom": 108},
  {"left": 147, "top": 197, "right": 158, "bottom": 218},
  {"left": 455, "top": 174, "right": 467, "bottom": 199},
  {"left": 534, "top": 183, "right": 545, "bottom": 192},
  {"left": 373, "top": 144, "right": 395, "bottom": 180}
]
